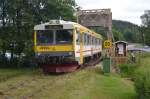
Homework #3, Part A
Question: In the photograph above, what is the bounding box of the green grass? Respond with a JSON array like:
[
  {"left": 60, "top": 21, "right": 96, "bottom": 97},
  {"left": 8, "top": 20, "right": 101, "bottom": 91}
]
[
  {"left": 132, "top": 52, "right": 150, "bottom": 73},
  {"left": 0, "top": 66, "right": 136, "bottom": 99},
  {"left": 133, "top": 53, "right": 150, "bottom": 99},
  {"left": 117, "top": 52, "right": 150, "bottom": 78},
  {"left": 0, "top": 68, "right": 32, "bottom": 82},
  {"left": 43, "top": 67, "right": 136, "bottom": 99},
  {"left": 28, "top": 68, "right": 135, "bottom": 99}
]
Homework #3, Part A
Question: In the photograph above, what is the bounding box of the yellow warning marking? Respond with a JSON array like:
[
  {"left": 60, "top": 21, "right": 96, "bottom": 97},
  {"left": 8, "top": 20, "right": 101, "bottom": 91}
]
[{"left": 104, "top": 40, "right": 112, "bottom": 49}]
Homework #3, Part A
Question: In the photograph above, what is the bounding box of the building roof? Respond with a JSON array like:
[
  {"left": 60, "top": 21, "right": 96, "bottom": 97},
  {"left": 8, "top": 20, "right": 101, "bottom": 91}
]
[{"left": 114, "top": 41, "right": 128, "bottom": 44}]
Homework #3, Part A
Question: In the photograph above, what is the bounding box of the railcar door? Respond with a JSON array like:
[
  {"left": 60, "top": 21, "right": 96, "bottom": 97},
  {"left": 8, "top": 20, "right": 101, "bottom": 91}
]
[
  {"left": 80, "top": 32, "right": 83, "bottom": 64},
  {"left": 75, "top": 29, "right": 83, "bottom": 65}
]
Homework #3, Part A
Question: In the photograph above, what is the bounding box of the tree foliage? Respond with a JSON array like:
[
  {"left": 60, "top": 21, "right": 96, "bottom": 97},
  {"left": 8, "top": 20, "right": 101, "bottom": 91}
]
[
  {"left": 140, "top": 10, "right": 150, "bottom": 46},
  {"left": 0, "top": 0, "right": 77, "bottom": 67},
  {"left": 141, "top": 10, "right": 150, "bottom": 27},
  {"left": 113, "top": 20, "right": 140, "bottom": 43},
  {"left": 112, "top": 27, "right": 125, "bottom": 41}
]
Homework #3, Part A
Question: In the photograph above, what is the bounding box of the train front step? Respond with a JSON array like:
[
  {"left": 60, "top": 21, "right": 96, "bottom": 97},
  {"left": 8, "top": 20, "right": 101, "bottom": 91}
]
[{"left": 42, "top": 63, "right": 79, "bottom": 73}]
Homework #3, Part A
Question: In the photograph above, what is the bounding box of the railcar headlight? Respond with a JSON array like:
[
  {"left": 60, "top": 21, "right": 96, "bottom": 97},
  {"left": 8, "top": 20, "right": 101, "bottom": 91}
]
[
  {"left": 69, "top": 52, "right": 73, "bottom": 55},
  {"left": 37, "top": 53, "right": 41, "bottom": 56}
]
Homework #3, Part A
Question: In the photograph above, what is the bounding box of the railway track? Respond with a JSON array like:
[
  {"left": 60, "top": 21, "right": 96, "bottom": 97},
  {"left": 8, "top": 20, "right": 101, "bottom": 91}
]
[{"left": 83, "top": 58, "right": 102, "bottom": 67}]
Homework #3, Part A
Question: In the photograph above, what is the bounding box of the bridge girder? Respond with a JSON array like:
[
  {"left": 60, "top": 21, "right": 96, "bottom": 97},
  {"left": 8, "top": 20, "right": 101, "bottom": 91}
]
[{"left": 77, "top": 9, "right": 113, "bottom": 40}]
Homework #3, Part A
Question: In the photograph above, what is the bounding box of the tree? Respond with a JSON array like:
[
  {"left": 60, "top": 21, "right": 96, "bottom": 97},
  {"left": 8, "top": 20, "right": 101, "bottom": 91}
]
[
  {"left": 140, "top": 10, "right": 150, "bottom": 46},
  {"left": 0, "top": 0, "right": 77, "bottom": 67},
  {"left": 112, "top": 20, "right": 140, "bottom": 43},
  {"left": 112, "top": 28, "right": 125, "bottom": 41},
  {"left": 141, "top": 10, "right": 150, "bottom": 27}
]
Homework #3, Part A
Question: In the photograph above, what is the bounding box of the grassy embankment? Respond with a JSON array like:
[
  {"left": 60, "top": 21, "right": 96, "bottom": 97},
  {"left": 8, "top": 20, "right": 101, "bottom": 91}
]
[
  {"left": 118, "top": 52, "right": 150, "bottom": 99},
  {"left": 0, "top": 68, "right": 33, "bottom": 82},
  {"left": 134, "top": 53, "right": 150, "bottom": 99},
  {"left": 118, "top": 52, "right": 150, "bottom": 77},
  {"left": 0, "top": 65, "right": 136, "bottom": 99}
]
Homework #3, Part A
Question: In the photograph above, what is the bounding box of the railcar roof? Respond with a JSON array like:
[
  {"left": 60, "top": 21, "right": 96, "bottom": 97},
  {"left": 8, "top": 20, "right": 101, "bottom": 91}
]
[
  {"left": 34, "top": 20, "right": 74, "bottom": 30},
  {"left": 73, "top": 23, "right": 103, "bottom": 39},
  {"left": 34, "top": 20, "right": 103, "bottom": 39}
]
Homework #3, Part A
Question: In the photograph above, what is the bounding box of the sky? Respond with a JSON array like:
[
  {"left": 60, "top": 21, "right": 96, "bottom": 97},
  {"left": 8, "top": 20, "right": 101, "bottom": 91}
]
[{"left": 76, "top": 0, "right": 150, "bottom": 25}]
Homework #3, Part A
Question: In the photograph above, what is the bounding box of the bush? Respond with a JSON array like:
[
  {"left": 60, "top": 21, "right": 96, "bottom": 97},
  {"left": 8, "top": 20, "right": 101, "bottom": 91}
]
[
  {"left": 134, "top": 68, "right": 150, "bottom": 99},
  {"left": 118, "top": 63, "right": 137, "bottom": 78},
  {"left": 140, "top": 52, "right": 150, "bottom": 58}
]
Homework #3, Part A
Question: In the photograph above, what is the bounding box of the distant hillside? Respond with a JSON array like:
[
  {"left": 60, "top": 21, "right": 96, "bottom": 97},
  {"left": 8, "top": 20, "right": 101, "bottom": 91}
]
[{"left": 112, "top": 20, "right": 141, "bottom": 43}]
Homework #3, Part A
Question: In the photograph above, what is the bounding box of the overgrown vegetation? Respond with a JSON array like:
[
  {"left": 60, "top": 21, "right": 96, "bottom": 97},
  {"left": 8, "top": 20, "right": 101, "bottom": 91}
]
[
  {"left": 118, "top": 63, "right": 137, "bottom": 78},
  {"left": 134, "top": 53, "right": 150, "bottom": 99},
  {"left": 118, "top": 52, "right": 150, "bottom": 99},
  {"left": 135, "top": 66, "right": 150, "bottom": 99}
]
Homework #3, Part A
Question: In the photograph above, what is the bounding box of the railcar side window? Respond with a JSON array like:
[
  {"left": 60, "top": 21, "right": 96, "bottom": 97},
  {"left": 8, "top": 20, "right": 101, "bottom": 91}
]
[
  {"left": 89, "top": 36, "right": 92, "bottom": 45},
  {"left": 87, "top": 35, "right": 90, "bottom": 45},
  {"left": 83, "top": 34, "right": 85, "bottom": 45},
  {"left": 97, "top": 39, "right": 99, "bottom": 45},
  {"left": 37, "top": 30, "right": 53, "bottom": 45},
  {"left": 96, "top": 39, "right": 97, "bottom": 45},
  {"left": 84, "top": 34, "right": 88, "bottom": 45},
  {"left": 92, "top": 37, "right": 94, "bottom": 45},
  {"left": 99, "top": 40, "right": 102, "bottom": 45},
  {"left": 94, "top": 37, "right": 96, "bottom": 45},
  {"left": 56, "top": 30, "right": 73, "bottom": 44},
  {"left": 95, "top": 38, "right": 97, "bottom": 45},
  {"left": 76, "top": 30, "right": 80, "bottom": 45},
  {"left": 92, "top": 37, "right": 96, "bottom": 45},
  {"left": 98, "top": 39, "right": 100, "bottom": 45}
]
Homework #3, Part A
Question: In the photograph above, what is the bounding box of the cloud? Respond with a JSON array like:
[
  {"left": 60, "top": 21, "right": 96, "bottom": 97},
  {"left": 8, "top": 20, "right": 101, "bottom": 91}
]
[{"left": 76, "top": 0, "right": 150, "bottom": 25}]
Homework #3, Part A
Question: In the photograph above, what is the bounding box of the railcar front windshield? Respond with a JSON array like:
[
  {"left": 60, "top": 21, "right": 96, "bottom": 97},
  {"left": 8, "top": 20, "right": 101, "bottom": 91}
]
[
  {"left": 36, "top": 29, "right": 73, "bottom": 45},
  {"left": 37, "top": 30, "right": 53, "bottom": 45},
  {"left": 56, "top": 30, "right": 73, "bottom": 44}
]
